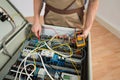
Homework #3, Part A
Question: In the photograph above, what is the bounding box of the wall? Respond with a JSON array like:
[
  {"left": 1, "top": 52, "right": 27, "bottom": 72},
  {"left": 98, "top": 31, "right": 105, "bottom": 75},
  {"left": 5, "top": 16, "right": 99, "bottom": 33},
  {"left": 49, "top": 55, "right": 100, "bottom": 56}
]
[
  {"left": 96, "top": 0, "right": 120, "bottom": 38},
  {"left": 10, "top": 0, "right": 45, "bottom": 16}
]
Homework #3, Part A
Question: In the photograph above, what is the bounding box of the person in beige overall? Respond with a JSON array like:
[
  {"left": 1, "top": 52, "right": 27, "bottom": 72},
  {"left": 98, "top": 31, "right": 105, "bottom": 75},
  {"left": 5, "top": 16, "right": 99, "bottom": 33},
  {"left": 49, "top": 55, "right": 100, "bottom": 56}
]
[{"left": 32, "top": 0, "right": 99, "bottom": 39}]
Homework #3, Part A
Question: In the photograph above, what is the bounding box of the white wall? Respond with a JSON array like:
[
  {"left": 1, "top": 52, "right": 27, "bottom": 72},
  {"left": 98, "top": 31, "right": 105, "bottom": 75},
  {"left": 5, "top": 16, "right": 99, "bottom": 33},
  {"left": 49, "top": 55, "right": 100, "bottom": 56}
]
[
  {"left": 10, "top": 0, "right": 45, "bottom": 17},
  {"left": 96, "top": 0, "right": 120, "bottom": 38}
]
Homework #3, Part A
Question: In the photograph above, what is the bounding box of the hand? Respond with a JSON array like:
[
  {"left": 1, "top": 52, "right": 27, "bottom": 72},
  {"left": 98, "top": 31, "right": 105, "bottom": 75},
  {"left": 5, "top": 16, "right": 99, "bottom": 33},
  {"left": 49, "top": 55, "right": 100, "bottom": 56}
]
[
  {"left": 78, "top": 30, "right": 89, "bottom": 39},
  {"left": 75, "top": 24, "right": 89, "bottom": 39},
  {"left": 31, "top": 23, "right": 42, "bottom": 39}
]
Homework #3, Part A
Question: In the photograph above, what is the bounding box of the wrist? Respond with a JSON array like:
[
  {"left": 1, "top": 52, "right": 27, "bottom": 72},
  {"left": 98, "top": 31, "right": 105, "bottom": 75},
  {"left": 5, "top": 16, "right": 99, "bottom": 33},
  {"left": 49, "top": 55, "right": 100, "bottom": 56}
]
[
  {"left": 82, "top": 28, "right": 90, "bottom": 37},
  {"left": 34, "top": 16, "right": 40, "bottom": 24},
  {"left": 83, "top": 26, "right": 91, "bottom": 33},
  {"left": 83, "top": 29, "right": 89, "bottom": 34}
]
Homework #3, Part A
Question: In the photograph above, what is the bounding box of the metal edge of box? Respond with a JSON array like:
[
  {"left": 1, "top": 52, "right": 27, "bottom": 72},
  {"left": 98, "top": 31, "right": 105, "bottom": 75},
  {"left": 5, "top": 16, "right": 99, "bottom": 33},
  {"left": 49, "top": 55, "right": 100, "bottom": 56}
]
[{"left": 88, "top": 33, "right": 93, "bottom": 80}]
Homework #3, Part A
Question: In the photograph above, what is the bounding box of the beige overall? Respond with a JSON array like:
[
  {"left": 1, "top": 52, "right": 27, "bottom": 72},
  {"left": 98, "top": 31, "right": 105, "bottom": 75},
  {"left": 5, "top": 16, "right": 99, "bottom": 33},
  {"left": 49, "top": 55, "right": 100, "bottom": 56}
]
[{"left": 44, "top": 0, "right": 85, "bottom": 29}]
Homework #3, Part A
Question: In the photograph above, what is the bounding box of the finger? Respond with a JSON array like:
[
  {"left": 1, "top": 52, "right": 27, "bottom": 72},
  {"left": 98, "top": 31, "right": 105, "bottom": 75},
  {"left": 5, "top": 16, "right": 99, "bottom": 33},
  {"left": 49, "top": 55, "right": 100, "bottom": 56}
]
[
  {"left": 34, "top": 31, "right": 38, "bottom": 38},
  {"left": 37, "top": 31, "right": 40, "bottom": 40},
  {"left": 78, "top": 34, "right": 86, "bottom": 39},
  {"left": 78, "top": 34, "right": 84, "bottom": 38}
]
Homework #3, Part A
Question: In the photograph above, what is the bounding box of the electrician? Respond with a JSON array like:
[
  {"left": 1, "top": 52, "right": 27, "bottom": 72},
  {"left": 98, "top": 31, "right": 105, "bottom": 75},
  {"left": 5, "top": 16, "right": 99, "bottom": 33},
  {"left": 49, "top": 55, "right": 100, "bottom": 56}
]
[{"left": 32, "top": 0, "right": 99, "bottom": 39}]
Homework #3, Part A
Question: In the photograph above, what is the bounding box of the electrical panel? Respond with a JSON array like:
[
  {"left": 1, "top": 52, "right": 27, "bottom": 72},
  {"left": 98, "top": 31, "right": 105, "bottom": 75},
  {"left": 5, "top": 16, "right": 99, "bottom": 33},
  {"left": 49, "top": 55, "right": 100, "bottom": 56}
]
[{"left": 3, "top": 34, "right": 87, "bottom": 80}]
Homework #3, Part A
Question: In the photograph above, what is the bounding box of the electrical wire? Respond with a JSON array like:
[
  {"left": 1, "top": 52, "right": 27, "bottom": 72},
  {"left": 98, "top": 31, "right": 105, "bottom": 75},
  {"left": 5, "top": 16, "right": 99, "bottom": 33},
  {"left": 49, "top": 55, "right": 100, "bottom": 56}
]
[
  {"left": 80, "top": 48, "right": 86, "bottom": 62},
  {"left": 10, "top": 69, "right": 33, "bottom": 76},
  {"left": 44, "top": 42, "right": 73, "bottom": 58},
  {"left": 19, "top": 64, "right": 36, "bottom": 80},
  {"left": 39, "top": 41, "right": 81, "bottom": 79},
  {"left": 38, "top": 53, "right": 54, "bottom": 80},
  {"left": 47, "top": 34, "right": 86, "bottom": 79},
  {"left": 69, "top": 48, "right": 86, "bottom": 80},
  {"left": 15, "top": 32, "right": 86, "bottom": 80},
  {"left": 14, "top": 44, "right": 45, "bottom": 80},
  {"left": 14, "top": 41, "right": 54, "bottom": 80},
  {"left": 32, "top": 55, "right": 37, "bottom": 68},
  {"left": 70, "top": 57, "right": 81, "bottom": 80},
  {"left": 47, "top": 35, "right": 74, "bottom": 57},
  {"left": 22, "top": 55, "right": 37, "bottom": 80},
  {"left": 48, "top": 34, "right": 57, "bottom": 43},
  {"left": 48, "top": 64, "right": 64, "bottom": 80}
]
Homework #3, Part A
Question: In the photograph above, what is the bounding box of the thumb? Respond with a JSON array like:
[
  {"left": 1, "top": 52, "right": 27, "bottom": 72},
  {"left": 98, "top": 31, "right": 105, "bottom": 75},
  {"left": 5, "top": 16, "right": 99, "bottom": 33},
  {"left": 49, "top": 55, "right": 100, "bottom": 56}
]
[
  {"left": 78, "top": 34, "right": 84, "bottom": 37},
  {"left": 78, "top": 33, "right": 86, "bottom": 39},
  {"left": 78, "top": 34, "right": 84, "bottom": 38}
]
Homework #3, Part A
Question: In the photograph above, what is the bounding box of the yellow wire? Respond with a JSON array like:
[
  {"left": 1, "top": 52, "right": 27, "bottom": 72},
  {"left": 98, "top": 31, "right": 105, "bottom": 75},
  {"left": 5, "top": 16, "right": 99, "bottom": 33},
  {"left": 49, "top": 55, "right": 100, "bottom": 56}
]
[
  {"left": 37, "top": 41, "right": 80, "bottom": 78},
  {"left": 48, "top": 35, "right": 57, "bottom": 42},
  {"left": 70, "top": 57, "right": 80, "bottom": 79},
  {"left": 21, "top": 34, "right": 80, "bottom": 79},
  {"left": 52, "top": 43, "right": 68, "bottom": 49},
  {"left": 53, "top": 43, "right": 80, "bottom": 79},
  {"left": 32, "top": 55, "right": 36, "bottom": 68},
  {"left": 47, "top": 35, "right": 73, "bottom": 56},
  {"left": 38, "top": 46, "right": 73, "bottom": 58}
]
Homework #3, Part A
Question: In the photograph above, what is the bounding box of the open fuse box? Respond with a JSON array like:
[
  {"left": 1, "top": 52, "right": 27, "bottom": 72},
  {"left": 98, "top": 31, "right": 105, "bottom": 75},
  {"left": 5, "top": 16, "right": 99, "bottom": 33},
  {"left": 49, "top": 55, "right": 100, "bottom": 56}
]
[{"left": 0, "top": 0, "right": 92, "bottom": 80}]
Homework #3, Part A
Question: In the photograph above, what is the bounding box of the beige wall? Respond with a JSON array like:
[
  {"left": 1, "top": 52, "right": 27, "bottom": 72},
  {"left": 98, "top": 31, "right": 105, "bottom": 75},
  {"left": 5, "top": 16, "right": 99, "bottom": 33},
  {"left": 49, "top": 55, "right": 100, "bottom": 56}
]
[{"left": 96, "top": 0, "right": 120, "bottom": 38}]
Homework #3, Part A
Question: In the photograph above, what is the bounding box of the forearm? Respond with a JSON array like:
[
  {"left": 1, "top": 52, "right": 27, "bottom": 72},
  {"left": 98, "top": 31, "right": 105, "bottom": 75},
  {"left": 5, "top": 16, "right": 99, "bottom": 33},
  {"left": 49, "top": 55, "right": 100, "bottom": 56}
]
[
  {"left": 34, "top": 0, "right": 43, "bottom": 23},
  {"left": 84, "top": 0, "right": 99, "bottom": 32}
]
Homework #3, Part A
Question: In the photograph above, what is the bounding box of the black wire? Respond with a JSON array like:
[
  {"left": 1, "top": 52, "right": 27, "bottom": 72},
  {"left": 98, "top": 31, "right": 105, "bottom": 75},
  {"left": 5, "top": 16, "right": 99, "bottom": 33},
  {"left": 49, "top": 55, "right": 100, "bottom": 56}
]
[
  {"left": 80, "top": 48, "right": 86, "bottom": 62},
  {"left": 48, "top": 64, "right": 64, "bottom": 80}
]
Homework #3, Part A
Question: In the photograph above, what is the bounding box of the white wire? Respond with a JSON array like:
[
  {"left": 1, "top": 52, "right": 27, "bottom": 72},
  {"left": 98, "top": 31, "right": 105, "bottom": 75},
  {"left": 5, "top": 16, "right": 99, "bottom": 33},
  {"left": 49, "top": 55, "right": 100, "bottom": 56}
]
[
  {"left": 14, "top": 51, "right": 33, "bottom": 80},
  {"left": 14, "top": 38, "right": 73, "bottom": 80},
  {"left": 10, "top": 70, "right": 33, "bottom": 76},
  {"left": 24, "top": 58, "right": 36, "bottom": 80},
  {"left": 46, "top": 35, "right": 73, "bottom": 58},
  {"left": 14, "top": 44, "right": 45, "bottom": 80},
  {"left": 44, "top": 42, "right": 73, "bottom": 58},
  {"left": 19, "top": 64, "right": 35, "bottom": 80},
  {"left": 38, "top": 53, "right": 54, "bottom": 80}
]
